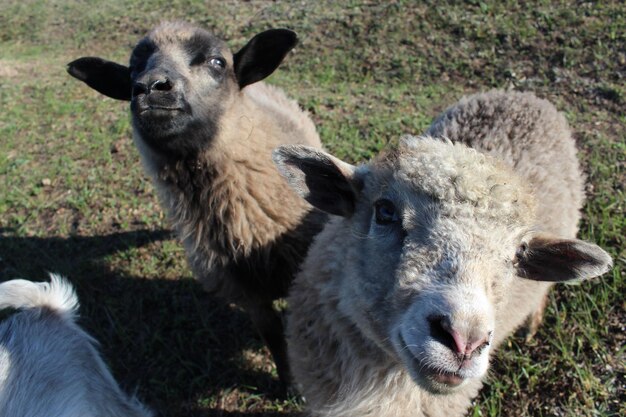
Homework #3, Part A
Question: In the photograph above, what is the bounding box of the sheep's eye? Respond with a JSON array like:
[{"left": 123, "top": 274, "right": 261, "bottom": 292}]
[
  {"left": 374, "top": 199, "right": 399, "bottom": 225},
  {"left": 209, "top": 57, "right": 226, "bottom": 69}
]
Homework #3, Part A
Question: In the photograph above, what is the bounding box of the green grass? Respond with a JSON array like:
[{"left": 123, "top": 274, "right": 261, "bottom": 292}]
[{"left": 1, "top": 1, "right": 624, "bottom": 416}]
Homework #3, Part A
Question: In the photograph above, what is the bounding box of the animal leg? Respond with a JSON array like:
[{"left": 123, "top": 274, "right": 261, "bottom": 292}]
[{"left": 248, "top": 301, "right": 292, "bottom": 392}]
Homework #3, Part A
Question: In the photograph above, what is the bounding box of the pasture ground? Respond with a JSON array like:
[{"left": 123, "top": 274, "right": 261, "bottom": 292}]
[{"left": 0, "top": 1, "right": 624, "bottom": 416}]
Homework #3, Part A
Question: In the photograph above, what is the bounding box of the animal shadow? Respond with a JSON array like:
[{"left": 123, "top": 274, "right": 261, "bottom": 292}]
[{"left": 0, "top": 228, "right": 296, "bottom": 416}]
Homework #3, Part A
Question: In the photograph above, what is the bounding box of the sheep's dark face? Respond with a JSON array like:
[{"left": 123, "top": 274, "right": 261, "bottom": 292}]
[
  {"left": 128, "top": 24, "right": 234, "bottom": 156},
  {"left": 274, "top": 137, "right": 612, "bottom": 395},
  {"left": 67, "top": 22, "right": 298, "bottom": 159}
]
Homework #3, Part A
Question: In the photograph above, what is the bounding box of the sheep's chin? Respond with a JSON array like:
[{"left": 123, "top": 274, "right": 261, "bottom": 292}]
[
  {"left": 394, "top": 332, "right": 469, "bottom": 395},
  {"left": 133, "top": 111, "right": 192, "bottom": 137}
]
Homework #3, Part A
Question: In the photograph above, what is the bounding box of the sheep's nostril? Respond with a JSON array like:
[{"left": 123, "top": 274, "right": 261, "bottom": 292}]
[
  {"left": 467, "top": 332, "right": 491, "bottom": 356},
  {"left": 428, "top": 315, "right": 457, "bottom": 353},
  {"left": 150, "top": 78, "right": 172, "bottom": 92},
  {"left": 132, "top": 82, "right": 147, "bottom": 97}
]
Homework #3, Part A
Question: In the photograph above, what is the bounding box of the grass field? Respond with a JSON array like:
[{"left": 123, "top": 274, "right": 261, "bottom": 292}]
[{"left": 0, "top": 1, "right": 624, "bottom": 416}]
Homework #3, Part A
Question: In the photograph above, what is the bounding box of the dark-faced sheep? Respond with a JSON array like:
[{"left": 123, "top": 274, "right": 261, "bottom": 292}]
[
  {"left": 0, "top": 275, "right": 153, "bottom": 417},
  {"left": 67, "top": 22, "right": 326, "bottom": 387},
  {"left": 273, "top": 91, "right": 612, "bottom": 416}
]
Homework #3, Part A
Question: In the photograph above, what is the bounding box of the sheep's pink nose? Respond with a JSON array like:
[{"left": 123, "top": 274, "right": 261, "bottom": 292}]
[
  {"left": 428, "top": 315, "right": 491, "bottom": 357},
  {"left": 448, "top": 328, "right": 490, "bottom": 356}
]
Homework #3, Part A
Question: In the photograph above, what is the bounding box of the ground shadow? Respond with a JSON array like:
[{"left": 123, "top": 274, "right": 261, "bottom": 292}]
[
  {"left": 0, "top": 228, "right": 297, "bottom": 416},
  {"left": 0, "top": 227, "right": 173, "bottom": 279}
]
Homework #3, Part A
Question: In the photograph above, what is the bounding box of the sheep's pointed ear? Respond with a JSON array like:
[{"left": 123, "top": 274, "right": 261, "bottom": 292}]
[
  {"left": 273, "top": 145, "right": 362, "bottom": 217},
  {"left": 233, "top": 29, "right": 297, "bottom": 89},
  {"left": 515, "top": 234, "right": 612, "bottom": 282},
  {"left": 67, "top": 57, "right": 132, "bottom": 101}
]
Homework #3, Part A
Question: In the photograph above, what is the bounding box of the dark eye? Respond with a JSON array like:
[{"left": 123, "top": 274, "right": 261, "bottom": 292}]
[
  {"left": 209, "top": 57, "right": 225, "bottom": 69},
  {"left": 374, "top": 199, "right": 399, "bottom": 225}
]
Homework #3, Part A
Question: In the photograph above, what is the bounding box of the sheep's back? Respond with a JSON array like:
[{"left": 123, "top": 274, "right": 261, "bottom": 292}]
[
  {"left": 426, "top": 90, "right": 583, "bottom": 238},
  {"left": 243, "top": 82, "right": 321, "bottom": 148}
]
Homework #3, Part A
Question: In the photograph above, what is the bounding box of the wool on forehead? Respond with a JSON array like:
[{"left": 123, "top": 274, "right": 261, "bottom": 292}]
[
  {"left": 374, "top": 135, "right": 536, "bottom": 226},
  {"left": 147, "top": 21, "right": 225, "bottom": 48}
]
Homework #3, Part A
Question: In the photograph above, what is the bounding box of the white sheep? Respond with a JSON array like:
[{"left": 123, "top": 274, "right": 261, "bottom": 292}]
[
  {"left": 273, "top": 91, "right": 612, "bottom": 417},
  {"left": 0, "top": 275, "right": 152, "bottom": 417},
  {"left": 67, "top": 21, "right": 326, "bottom": 387}
]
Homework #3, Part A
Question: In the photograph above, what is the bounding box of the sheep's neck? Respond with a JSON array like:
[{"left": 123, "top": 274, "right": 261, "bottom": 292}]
[{"left": 157, "top": 146, "right": 307, "bottom": 262}]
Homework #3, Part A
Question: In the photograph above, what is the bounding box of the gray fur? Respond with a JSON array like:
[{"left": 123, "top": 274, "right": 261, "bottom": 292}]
[
  {"left": 0, "top": 275, "right": 152, "bottom": 417},
  {"left": 278, "top": 91, "right": 612, "bottom": 416}
]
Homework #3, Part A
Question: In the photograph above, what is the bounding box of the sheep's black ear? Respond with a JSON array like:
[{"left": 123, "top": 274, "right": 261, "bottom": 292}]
[
  {"left": 67, "top": 57, "right": 132, "bottom": 101},
  {"left": 515, "top": 234, "right": 612, "bottom": 282},
  {"left": 233, "top": 29, "right": 297, "bottom": 89},
  {"left": 273, "top": 145, "right": 362, "bottom": 217}
]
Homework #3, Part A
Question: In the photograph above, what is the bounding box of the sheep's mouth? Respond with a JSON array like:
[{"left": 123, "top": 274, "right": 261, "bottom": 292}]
[
  {"left": 419, "top": 363, "right": 464, "bottom": 387},
  {"left": 396, "top": 332, "right": 466, "bottom": 391},
  {"left": 138, "top": 106, "right": 185, "bottom": 117},
  {"left": 132, "top": 95, "right": 189, "bottom": 118},
  {"left": 136, "top": 104, "right": 185, "bottom": 114}
]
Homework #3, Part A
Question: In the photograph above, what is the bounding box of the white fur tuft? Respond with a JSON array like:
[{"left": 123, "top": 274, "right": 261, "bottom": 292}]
[{"left": 0, "top": 274, "right": 79, "bottom": 319}]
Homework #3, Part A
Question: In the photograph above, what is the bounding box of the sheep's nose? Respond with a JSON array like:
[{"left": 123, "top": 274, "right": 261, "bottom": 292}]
[
  {"left": 132, "top": 77, "right": 173, "bottom": 97},
  {"left": 428, "top": 315, "right": 491, "bottom": 358}
]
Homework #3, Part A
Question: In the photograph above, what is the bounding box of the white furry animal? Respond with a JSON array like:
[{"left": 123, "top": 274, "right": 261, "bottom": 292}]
[
  {"left": 67, "top": 22, "right": 326, "bottom": 387},
  {"left": 0, "top": 275, "right": 152, "bottom": 417},
  {"left": 273, "top": 91, "right": 612, "bottom": 417}
]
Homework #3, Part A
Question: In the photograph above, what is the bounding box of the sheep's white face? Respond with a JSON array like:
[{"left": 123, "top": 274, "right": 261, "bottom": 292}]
[
  {"left": 335, "top": 148, "right": 530, "bottom": 393},
  {"left": 274, "top": 136, "right": 611, "bottom": 395}
]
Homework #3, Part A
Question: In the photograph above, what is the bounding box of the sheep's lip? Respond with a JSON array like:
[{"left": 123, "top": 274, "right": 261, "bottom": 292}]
[
  {"left": 138, "top": 105, "right": 185, "bottom": 114},
  {"left": 421, "top": 364, "right": 464, "bottom": 387},
  {"left": 397, "top": 332, "right": 466, "bottom": 388}
]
